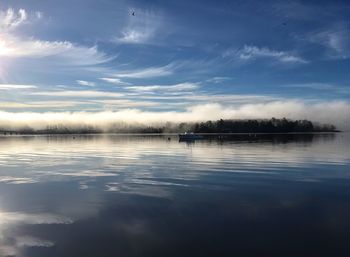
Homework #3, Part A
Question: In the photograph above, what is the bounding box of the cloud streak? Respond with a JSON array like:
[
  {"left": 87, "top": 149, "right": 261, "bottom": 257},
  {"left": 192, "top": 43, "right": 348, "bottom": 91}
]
[
  {"left": 225, "top": 45, "right": 307, "bottom": 64},
  {"left": 126, "top": 82, "right": 199, "bottom": 92},
  {"left": 30, "top": 90, "right": 123, "bottom": 98},
  {"left": 100, "top": 77, "right": 131, "bottom": 85},
  {"left": 113, "top": 65, "right": 173, "bottom": 79},
  {"left": 0, "top": 84, "right": 37, "bottom": 90},
  {"left": 0, "top": 101, "right": 81, "bottom": 109},
  {"left": 76, "top": 80, "right": 95, "bottom": 87}
]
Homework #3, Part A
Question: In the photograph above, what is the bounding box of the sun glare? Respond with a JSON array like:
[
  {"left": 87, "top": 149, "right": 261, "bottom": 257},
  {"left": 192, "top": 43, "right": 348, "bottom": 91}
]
[
  {"left": 0, "top": 38, "right": 13, "bottom": 81},
  {"left": 0, "top": 40, "right": 11, "bottom": 56}
]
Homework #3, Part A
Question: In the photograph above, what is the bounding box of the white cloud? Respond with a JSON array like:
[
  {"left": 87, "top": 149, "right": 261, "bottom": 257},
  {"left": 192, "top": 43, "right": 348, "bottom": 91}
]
[
  {"left": 0, "top": 84, "right": 37, "bottom": 90},
  {"left": 0, "top": 34, "right": 111, "bottom": 65},
  {"left": 0, "top": 102, "right": 38, "bottom": 109},
  {"left": 115, "top": 9, "right": 160, "bottom": 44},
  {"left": 118, "top": 29, "right": 154, "bottom": 44},
  {"left": 126, "top": 82, "right": 199, "bottom": 92},
  {"left": 226, "top": 45, "right": 307, "bottom": 63},
  {"left": 76, "top": 80, "right": 95, "bottom": 87},
  {"left": 0, "top": 101, "right": 81, "bottom": 109},
  {"left": 0, "top": 8, "right": 27, "bottom": 30},
  {"left": 93, "top": 99, "right": 159, "bottom": 108},
  {"left": 138, "top": 93, "right": 277, "bottom": 105},
  {"left": 306, "top": 25, "right": 350, "bottom": 59},
  {"left": 0, "top": 7, "right": 112, "bottom": 71},
  {"left": 100, "top": 77, "right": 131, "bottom": 85},
  {"left": 206, "top": 77, "right": 231, "bottom": 84},
  {"left": 31, "top": 90, "right": 124, "bottom": 98},
  {"left": 113, "top": 65, "right": 173, "bottom": 79}
]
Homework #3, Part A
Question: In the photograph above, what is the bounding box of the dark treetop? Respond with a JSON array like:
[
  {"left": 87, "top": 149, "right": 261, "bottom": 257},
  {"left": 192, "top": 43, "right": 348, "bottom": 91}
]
[{"left": 0, "top": 118, "right": 338, "bottom": 135}]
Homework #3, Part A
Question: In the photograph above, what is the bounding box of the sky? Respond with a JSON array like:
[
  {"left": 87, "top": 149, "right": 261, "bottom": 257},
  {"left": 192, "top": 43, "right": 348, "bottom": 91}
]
[{"left": 0, "top": 0, "right": 350, "bottom": 129}]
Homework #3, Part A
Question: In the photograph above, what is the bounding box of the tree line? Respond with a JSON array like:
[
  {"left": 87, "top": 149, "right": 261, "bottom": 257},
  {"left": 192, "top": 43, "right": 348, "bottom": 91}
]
[
  {"left": 189, "top": 118, "right": 337, "bottom": 133},
  {"left": 0, "top": 118, "right": 338, "bottom": 134}
]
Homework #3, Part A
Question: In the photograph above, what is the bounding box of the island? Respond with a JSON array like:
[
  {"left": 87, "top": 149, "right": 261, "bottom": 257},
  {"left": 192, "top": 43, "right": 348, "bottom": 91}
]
[{"left": 0, "top": 118, "right": 339, "bottom": 135}]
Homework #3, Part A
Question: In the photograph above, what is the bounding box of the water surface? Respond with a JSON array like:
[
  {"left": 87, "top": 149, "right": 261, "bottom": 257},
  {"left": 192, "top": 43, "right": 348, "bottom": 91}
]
[{"left": 0, "top": 133, "right": 349, "bottom": 257}]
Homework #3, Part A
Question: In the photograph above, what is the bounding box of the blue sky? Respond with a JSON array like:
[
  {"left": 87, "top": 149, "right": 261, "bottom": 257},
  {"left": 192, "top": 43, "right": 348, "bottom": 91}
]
[{"left": 0, "top": 0, "right": 350, "bottom": 128}]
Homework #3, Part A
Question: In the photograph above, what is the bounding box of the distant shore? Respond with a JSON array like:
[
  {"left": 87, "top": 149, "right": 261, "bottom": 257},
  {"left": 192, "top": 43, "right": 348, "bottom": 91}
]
[
  {"left": 0, "top": 131, "right": 342, "bottom": 136},
  {"left": 0, "top": 118, "right": 339, "bottom": 135}
]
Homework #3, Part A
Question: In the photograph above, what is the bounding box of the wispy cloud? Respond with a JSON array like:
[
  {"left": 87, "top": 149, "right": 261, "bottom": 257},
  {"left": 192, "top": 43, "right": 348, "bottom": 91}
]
[
  {"left": 0, "top": 84, "right": 37, "bottom": 90},
  {"left": 115, "top": 9, "right": 160, "bottom": 44},
  {"left": 100, "top": 77, "right": 131, "bottom": 85},
  {"left": 284, "top": 82, "right": 350, "bottom": 94},
  {"left": 93, "top": 99, "right": 159, "bottom": 108},
  {"left": 76, "top": 80, "right": 95, "bottom": 87},
  {"left": 272, "top": 1, "right": 349, "bottom": 22},
  {"left": 0, "top": 8, "right": 27, "bottom": 31},
  {"left": 0, "top": 101, "right": 81, "bottom": 109},
  {"left": 138, "top": 93, "right": 277, "bottom": 106},
  {"left": 117, "top": 29, "right": 154, "bottom": 44},
  {"left": 35, "top": 11, "right": 43, "bottom": 19},
  {"left": 126, "top": 82, "right": 199, "bottom": 92},
  {"left": 0, "top": 7, "right": 112, "bottom": 66},
  {"left": 224, "top": 45, "right": 307, "bottom": 64},
  {"left": 31, "top": 90, "right": 123, "bottom": 98},
  {"left": 284, "top": 83, "right": 335, "bottom": 90},
  {"left": 206, "top": 77, "right": 231, "bottom": 84},
  {"left": 305, "top": 24, "right": 350, "bottom": 59},
  {"left": 0, "top": 34, "right": 111, "bottom": 65},
  {"left": 113, "top": 65, "right": 173, "bottom": 79}
]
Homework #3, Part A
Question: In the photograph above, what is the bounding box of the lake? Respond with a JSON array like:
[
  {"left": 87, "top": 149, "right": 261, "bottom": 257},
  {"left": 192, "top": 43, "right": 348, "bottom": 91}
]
[{"left": 0, "top": 133, "right": 349, "bottom": 257}]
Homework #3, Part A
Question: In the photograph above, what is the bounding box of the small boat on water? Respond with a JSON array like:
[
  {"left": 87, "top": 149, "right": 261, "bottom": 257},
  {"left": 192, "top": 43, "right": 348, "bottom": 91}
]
[{"left": 178, "top": 132, "right": 203, "bottom": 141}]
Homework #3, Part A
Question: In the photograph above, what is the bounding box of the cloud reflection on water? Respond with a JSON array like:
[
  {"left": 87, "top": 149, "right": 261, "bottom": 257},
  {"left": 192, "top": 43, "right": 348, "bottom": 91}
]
[
  {"left": 0, "top": 211, "right": 72, "bottom": 256},
  {"left": 0, "top": 134, "right": 349, "bottom": 256},
  {"left": 0, "top": 134, "right": 348, "bottom": 189}
]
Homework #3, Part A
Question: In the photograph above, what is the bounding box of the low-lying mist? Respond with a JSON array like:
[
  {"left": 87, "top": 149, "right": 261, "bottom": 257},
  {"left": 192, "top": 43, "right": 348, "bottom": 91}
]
[{"left": 0, "top": 101, "right": 349, "bottom": 131}]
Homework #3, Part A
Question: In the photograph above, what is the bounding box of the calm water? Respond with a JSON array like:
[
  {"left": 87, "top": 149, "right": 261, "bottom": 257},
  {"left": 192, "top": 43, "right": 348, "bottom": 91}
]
[{"left": 0, "top": 133, "right": 349, "bottom": 257}]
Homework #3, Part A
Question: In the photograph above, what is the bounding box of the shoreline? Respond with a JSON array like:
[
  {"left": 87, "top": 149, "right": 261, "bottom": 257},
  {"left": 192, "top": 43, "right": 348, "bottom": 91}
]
[{"left": 0, "top": 131, "right": 342, "bottom": 137}]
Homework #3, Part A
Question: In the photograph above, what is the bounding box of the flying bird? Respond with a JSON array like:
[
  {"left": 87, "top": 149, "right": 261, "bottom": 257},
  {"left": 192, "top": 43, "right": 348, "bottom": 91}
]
[{"left": 132, "top": 11, "right": 135, "bottom": 16}]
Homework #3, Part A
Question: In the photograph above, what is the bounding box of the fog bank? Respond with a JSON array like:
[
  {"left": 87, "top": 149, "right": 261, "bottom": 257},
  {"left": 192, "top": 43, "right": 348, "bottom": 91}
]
[{"left": 0, "top": 101, "right": 349, "bottom": 131}]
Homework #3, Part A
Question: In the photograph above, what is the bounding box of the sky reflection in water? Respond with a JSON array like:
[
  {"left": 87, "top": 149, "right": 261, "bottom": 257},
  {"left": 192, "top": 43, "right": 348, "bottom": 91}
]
[{"left": 0, "top": 134, "right": 349, "bottom": 257}]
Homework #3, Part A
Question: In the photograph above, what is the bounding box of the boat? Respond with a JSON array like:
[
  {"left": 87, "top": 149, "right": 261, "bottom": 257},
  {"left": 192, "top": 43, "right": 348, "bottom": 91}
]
[{"left": 178, "top": 132, "right": 203, "bottom": 141}]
